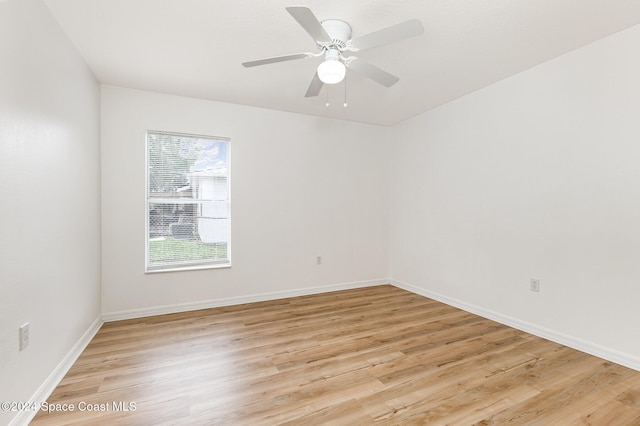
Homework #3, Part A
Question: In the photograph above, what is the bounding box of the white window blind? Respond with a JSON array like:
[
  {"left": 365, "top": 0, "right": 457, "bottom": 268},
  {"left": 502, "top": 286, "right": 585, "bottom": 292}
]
[{"left": 146, "top": 131, "right": 230, "bottom": 272}]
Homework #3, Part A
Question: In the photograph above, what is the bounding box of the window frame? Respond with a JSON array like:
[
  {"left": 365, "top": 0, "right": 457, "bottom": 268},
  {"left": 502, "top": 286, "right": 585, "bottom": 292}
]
[{"left": 145, "top": 130, "right": 231, "bottom": 273}]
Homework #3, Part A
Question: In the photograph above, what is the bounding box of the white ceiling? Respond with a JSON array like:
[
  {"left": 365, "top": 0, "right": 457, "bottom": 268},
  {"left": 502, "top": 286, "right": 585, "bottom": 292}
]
[{"left": 43, "top": 0, "right": 640, "bottom": 126}]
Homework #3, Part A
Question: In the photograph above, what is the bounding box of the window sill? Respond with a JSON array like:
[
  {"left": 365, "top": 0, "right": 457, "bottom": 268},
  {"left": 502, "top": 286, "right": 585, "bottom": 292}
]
[{"left": 145, "top": 263, "right": 231, "bottom": 274}]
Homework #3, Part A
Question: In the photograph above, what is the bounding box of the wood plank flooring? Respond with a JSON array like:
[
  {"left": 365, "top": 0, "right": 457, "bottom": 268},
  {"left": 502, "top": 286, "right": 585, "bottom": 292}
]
[{"left": 31, "top": 285, "right": 640, "bottom": 425}]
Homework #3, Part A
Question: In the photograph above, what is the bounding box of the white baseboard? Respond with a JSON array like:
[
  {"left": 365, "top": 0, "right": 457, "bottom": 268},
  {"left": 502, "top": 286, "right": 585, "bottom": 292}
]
[
  {"left": 391, "top": 279, "right": 640, "bottom": 372},
  {"left": 102, "top": 279, "right": 389, "bottom": 322},
  {"left": 9, "top": 315, "right": 104, "bottom": 426}
]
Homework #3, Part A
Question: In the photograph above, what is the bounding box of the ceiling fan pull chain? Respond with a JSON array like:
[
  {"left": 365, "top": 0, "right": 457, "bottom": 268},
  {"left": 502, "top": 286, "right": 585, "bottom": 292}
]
[
  {"left": 343, "top": 73, "right": 348, "bottom": 108},
  {"left": 325, "top": 85, "right": 330, "bottom": 107}
]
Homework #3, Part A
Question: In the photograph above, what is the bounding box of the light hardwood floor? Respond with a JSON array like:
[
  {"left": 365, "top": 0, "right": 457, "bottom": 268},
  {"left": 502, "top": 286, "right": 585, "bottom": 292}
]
[{"left": 31, "top": 285, "right": 640, "bottom": 425}]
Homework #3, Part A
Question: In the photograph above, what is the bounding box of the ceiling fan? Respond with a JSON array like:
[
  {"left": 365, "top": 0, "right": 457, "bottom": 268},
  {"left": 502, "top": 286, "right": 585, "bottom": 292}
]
[{"left": 242, "top": 6, "right": 424, "bottom": 97}]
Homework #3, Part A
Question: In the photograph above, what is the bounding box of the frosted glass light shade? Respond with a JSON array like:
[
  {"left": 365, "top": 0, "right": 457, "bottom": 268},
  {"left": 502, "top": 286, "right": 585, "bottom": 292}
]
[{"left": 317, "top": 60, "right": 346, "bottom": 84}]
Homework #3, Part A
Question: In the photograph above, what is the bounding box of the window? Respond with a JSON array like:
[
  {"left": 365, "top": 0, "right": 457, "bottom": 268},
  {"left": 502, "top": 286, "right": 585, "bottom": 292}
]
[{"left": 146, "top": 131, "right": 230, "bottom": 272}]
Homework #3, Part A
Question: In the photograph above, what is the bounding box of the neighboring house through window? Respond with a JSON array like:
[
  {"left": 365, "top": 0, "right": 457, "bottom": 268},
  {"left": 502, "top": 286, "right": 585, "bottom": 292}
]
[{"left": 146, "top": 131, "right": 230, "bottom": 272}]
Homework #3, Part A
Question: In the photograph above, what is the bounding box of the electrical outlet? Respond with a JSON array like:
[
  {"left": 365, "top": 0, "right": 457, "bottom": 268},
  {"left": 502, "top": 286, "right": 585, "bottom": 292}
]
[
  {"left": 316, "top": 256, "right": 322, "bottom": 265},
  {"left": 19, "top": 323, "right": 29, "bottom": 351},
  {"left": 530, "top": 279, "right": 540, "bottom": 293}
]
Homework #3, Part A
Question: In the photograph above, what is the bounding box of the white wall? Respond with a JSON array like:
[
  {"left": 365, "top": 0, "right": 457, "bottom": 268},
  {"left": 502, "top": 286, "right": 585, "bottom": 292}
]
[
  {"left": 390, "top": 24, "right": 640, "bottom": 368},
  {"left": 101, "top": 86, "right": 390, "bottom": 317},
  {"left": 0, "top": 0, "right": 102, "bottom": 424}
]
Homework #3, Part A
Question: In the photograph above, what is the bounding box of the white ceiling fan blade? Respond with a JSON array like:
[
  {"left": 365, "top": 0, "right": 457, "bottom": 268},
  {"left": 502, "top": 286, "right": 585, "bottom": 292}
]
[
  {"left": 348, "top": 58, "right": 399, "bottom": 87},
  {"left": 242, "top": 53, "right": 312, "bottom": 68},
  {"left": 305, "top": 72, "right": 324, "bottom": 97},
  {"left": 286, "top": 6, "right": 332, "bottom": 44},
  {"left": 350, "top": 19, "right": 424, "bottom": 51}
]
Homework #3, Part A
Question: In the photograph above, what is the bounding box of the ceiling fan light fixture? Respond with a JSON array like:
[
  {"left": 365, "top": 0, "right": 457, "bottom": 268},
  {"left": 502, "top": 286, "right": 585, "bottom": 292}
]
[{"left": 317, "top": 59, "right": 346, "bottom": 84}]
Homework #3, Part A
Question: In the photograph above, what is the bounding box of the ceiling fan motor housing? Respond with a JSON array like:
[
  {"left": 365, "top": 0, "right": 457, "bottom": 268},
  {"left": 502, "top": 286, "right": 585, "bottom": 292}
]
[{"left": 320, "top": 19, "right": 352, "bottom": 49}]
